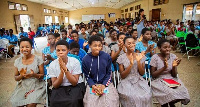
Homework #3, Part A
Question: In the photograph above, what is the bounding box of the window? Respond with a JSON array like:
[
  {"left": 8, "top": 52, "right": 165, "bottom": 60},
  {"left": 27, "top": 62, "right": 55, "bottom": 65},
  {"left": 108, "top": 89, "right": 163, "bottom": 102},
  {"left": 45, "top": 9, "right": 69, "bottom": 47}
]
[
  {"left": 125, "top": 8, "right": 128, "bottom": 12},
  {"left": 121, "top": 10, "right": 124, "bottom": 13},
  {"left": 21, "top": 4, "right": 28, "bottom": 11},
  {"left": 16, "top": 3, "right": 21, "bottom": 10},
  {"left": 44, "top": 8, "right": 47, "bottom": 13},
  {"left": 183, "top": 3, "right": 200, "bottom": 21},
  {"left": 8, "top": 2, "right": 15, "bottom": 10},
  {"left": 47, "top": 9, "right": 51, "bottom": 13},
  {"left": 55, "top": 16, "right": 59, "bottom": 23},
  {"left": 53, "top": 10, "right": 56, "bottom": 14},
  {"left": 65, "top": 17, "right": 68, "bottom": 23},
  {"left": 130, "top": 7, "right": 133, "bottom": 11},
  {"left": 45, "top": 16, "right": 52, "bottom": 24},
  {"left": 154, "top": 0, "right": 169, "bottom": 6}
]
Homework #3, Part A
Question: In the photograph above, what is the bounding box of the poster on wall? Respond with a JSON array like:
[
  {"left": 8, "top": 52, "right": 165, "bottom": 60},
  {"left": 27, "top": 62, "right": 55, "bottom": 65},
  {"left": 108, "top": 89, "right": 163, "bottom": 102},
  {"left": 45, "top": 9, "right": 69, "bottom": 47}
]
[
  {"left": 8, "top": 2, "right": 15, "bottom": 10},
  {"left": 16, "top": 3, "right": 21, "bottom": 10},
  {"left": 108, "top": 13, "right": 115, "bottom": 18}
]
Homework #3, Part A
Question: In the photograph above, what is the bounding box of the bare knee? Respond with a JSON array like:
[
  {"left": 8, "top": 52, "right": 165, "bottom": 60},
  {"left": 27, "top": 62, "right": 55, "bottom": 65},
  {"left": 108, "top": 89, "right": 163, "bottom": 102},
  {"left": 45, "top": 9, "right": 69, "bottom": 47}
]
[{"left": 27, "top": 103, "right": 37, "bottom": 107}]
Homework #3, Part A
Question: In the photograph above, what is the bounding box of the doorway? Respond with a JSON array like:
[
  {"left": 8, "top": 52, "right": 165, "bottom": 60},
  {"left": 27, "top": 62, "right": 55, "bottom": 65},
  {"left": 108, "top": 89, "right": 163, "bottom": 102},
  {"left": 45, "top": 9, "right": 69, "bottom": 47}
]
[{"left": 152, "top": 9, "right": 161, "bottom": 21}]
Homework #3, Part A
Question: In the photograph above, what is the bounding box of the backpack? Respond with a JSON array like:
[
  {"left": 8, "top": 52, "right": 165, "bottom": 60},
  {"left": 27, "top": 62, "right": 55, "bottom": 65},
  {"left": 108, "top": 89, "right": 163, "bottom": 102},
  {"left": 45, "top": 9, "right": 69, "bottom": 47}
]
[{"left": 185, "top": 33, "right": 199, "bottom": 47}]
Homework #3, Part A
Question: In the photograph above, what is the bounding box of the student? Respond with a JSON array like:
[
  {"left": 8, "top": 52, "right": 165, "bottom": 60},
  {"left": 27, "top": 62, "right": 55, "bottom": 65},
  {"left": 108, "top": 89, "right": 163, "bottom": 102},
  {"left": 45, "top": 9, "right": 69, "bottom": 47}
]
[
  {"left": 111, "top": 32, "right": 126, "bottom": 61},
  {"left": 75, "top": 24, "right": 80, "bottom": 32},
  {"left": 68, "top": 30, "right": 89, "bottom": 51},
  {"left": 19, "top": 27, "right": 28, "bottom": 38},
  {"left": 0, "top": 29, "right": 7, "bottom": 39},
  {"left": 136, "top": 9, "right": 146, "bottom": 38},
  {"left": 105, "top": 29, "right": 118, "bottom": 46},
  {"left": 118, "top": 24, "right": 124, "bottom": 33},
  {"left": 79, "top": 27, "right": 90, "bottom": 41},
  {"left": 177, "top": 22, "right": 186, "bottom": 32},
  {"left": 54, "top": 33, "right": 61, "bottom": 43},
  {"left": 117, "top": 36, "right": 152, "bottom": 107},
  {"left": 89, "top": 30, "right": 97, "bottom": 36},
  {"left": 28, "top": 27, "right": 35, "bottom": 40},
  {"left": 135, "top": 28, "right": 156, "bottom": 61},
  {"left": 10, "top": 37, "right": 45, "bottom": 107},
  {"left": 69, "top": 41, "right": 87, "bottom": 61},
  {"left": 165, "top": 22, "right": 178, "bottom": 50},
  {"left": 131, "top": 29, "right": 139, "bottom": 44},
  {"left": 61, "top": 29, "right": 71, "bottom": 42},
  {"left": 158, "top": 21, "right": 166, "bottom": 39},
  {"left": 88, "top": 33, "right": 111, "bottom": 55},
  {"left": 126, "top": 25, "right": 133, "bottom": 36},
  {"left": 150, "top": 39, "right": 190, "bottom": 107},
  {"left": 82, "top": 35, "right": 119, "bottom": 107},
  {"left": 7, "top": 29, "right": 18, "bottom": 57},
  {"left": 42, "top": 33, "right": 57, "bottom": 80},
  {"left": 103, "top": 23, "right": 110, "bottom": 38},
  {"left": 48, "top": 40, "right": 85, "bottom": 107}
]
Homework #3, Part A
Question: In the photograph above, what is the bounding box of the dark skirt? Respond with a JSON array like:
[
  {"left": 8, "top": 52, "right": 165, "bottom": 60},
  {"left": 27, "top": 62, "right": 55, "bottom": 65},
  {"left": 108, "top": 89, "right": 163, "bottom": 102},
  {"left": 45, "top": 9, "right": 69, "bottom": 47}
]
[{"left": 50, "top": 82, "right": 86, "bottom": 107}]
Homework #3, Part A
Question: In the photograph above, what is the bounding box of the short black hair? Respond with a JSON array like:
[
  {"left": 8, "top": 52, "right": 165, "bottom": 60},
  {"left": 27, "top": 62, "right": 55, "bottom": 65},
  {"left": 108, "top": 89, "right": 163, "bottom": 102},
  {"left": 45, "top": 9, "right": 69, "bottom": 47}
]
[
  {"left": 109, "top": 29, "right": 117, "bottom": 35},
  {"left": 157, "top": 39, "right": 169, "bottom": 48},
  {"left": 88, "top": 35, "right": 102, "bottom": 45},
  {"left": 96, "top": 33, "right": 104, "bottom": 40},
  {"left": 69, "top": 42, "right": 80, "bottom": 50},
  {"left": 19, "top": 37, "right": 33, "bottom": 47},
  {"left": 55, "top": 40, "right": 69, "bottom": 49},
  {"left": 54, "top": 33, "right": 60, "bottom": 38},
  {"left": 89, "top": 29, "right": 97, "bottom": 35},
  {"left": 61, "top": 29, "right": 67, "bottom": 35},
  {"left": 130, "top": 29, "right": 137, "bottom": 34},
  {"left": 123, "top": 36, "right": 133, "bottom": 44},
  {"left": 141, "top": 28, "right": 150, "bottom": 35},
  {"left": 47, "top": 33, "right": 56, "bottom": 37},
  {"left": 117, "top": 32, "right": 125, "bottom": 40},
  {"left": 127, "top": 25, "right": 132, "bottom": 29},
  {"left": 180, "top": 22, "right": 184, "bottom": 25},
  {"left": 71, "top": 30, "right": 78, "bottom": 35}
]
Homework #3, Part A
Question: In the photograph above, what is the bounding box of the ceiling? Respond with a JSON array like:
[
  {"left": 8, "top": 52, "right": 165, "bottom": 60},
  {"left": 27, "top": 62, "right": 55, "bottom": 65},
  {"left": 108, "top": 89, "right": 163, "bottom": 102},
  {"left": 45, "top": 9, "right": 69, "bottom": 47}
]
[{"left": 27, "top": 0, "right": 139, "bottom": 11}]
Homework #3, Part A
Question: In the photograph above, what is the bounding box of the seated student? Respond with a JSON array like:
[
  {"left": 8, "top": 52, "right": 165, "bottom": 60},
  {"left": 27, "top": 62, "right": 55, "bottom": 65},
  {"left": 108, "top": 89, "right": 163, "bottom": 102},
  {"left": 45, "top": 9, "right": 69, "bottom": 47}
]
[
  {"left": 10, "top": 37, "right": 45, "bottom": 107},
  {"left": 42, "top": 33, "right": 57, "bottom": 80},
  {"left": 7, "top": 29, "right": 18, "bottom": 57},
  {"left": 79, "top": 27, "right": 90, "bottom": 41},
  {"left": 0, "top": 29, "right": 7, "bottom": 39},
  {"left": 69, "top": 42, "right": 87, "bottom": 61},
  {"left": 89, "top": 30, "right": 97, "bottom": 36},
  {"left": 117, "top": 36, "right": 152, "bottom": 107},
  {"left": 104, "top": 29, "right": 118, "bottom": 47},
  {"left": 158, "top": 21, "right": 166, "bottom": 39},
  {"left": 118, "top": 24, "right": 124, "bottom": 33},
  {"left": 28, "top": 27, "right": 35, "bottom": 40},
  {"left": 48, "top": 40, "right": 85, "bottom": 107},
  {"left": 111, "top": 32, "right": 126, "bottom": 61},
  {"left": 82, "top": 35, "right": 119, "bottom": 107},
  {"left": 54, "top": 33, "right": 61, "bottom": 43},
  {"left": 125, "top": 25, "right": 133, "bottom": 37},
  {"left": 68, "top": 30, "right": 89, "bottom": 52},
  {"left": 87, "top": 33, "right": 111, "bottom": 55},
  {"left": 131, "top": 29, "right": 139, "bottom": 44},
  {"left": 150, "top": 39, "right": 190, "bottom": 107},
  {"left": 19, "top": 27, "right": 28, "bottom": 38},
  {"left": 178, "top": 22, "right": 186, "bottom": 32},
  {"left": 135, "top": 28, "right": 157, "bottom": 61},
  {"left": 165, "top": 22, "right": 178, "bottom": 51},
  {"left": 61, "top": 29, "right": 71, "bottom": 42}
]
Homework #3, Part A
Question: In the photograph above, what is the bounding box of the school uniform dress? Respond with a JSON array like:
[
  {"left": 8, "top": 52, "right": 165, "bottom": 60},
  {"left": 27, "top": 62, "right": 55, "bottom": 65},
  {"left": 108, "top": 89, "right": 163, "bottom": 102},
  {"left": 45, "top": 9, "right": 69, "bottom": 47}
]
[
  {"left": 111, "top": 43, "right": 125, "bottom": 56},
  {"left": 116, "top": 53, "right": 152, "bottom": 107},
  {"left": 150, "top": 53, "right": 190, "bottom": 105},
  {"left": 137, "top": 18, "right": 145, "bottom": 38},
  {"left": 10, "top": 55, "right": 45, "bottom": 106},
  {"left": 48, "top": 56, "right": 84, "bottom": 107},
  {"left": 82, "top": 51, "right": 119, "bottom": 107},
  {"left": 42, "top": 46, "right": 57, "bottom": 80},
  {"left": 105, "top": 37, "right": 117, "bottom": 47}
]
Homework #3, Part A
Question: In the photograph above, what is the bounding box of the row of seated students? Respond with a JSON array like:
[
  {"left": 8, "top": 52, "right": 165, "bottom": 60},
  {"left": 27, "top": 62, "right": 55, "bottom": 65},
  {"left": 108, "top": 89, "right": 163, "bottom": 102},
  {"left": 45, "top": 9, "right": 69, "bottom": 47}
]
[
  {"left": 10, "top": 25, "right": 190, "bottom": 107},
  {"left": 0, "top": 27, "right": 35, "bottom": 57}
]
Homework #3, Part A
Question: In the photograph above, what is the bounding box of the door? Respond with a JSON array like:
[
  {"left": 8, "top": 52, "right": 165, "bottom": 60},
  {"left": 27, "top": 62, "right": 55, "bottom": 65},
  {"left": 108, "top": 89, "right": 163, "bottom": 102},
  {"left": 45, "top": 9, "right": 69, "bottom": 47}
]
[
  {"left": 152, "top": 9, "right": 161, "bottom": 21},
  {"left": 14, "top": 15, "right": 21, "bottom": 34}
]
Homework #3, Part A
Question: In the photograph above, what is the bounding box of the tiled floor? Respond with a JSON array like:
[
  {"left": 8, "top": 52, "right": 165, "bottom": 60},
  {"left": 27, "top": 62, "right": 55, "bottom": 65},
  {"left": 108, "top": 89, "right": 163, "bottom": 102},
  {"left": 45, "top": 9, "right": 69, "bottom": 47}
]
[{"left": 0, "top": 37, "right": 199, "bottom": 107}]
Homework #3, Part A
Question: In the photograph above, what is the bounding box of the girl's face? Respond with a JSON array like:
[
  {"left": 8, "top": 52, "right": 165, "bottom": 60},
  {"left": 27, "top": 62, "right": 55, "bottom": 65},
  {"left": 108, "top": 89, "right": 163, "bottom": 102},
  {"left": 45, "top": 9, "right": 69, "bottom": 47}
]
[
  {"left": 111, "top": 31, "right": 117, "bottom": 39},
  {"left": 141, "top": 11, "right": 144, "bottom": 15},
  {"left": 47, "top": 35, "right": 55, "bottom": 45},
  {"left": 56, "top": 45, "right": 69, "bottom": 58},
  {"left": 132, "top": 31, "right": 138, "bottom": 39},
  {"left": 143, "top": 31, "right": 151, "bottom": 41},
  {"left": 159, "top": 42, "right": 171, "bottom": 55},
  {"left": 91, "top": 32, "right": 97, "bottom": 36},
  {"left": 89, "top": 41, "right": 102, "bottom": 56},
  {"left": 20, "top": 41, "right": 32, "bottom": 56},
  {"left": 118, "top": 34, "right": 126, "bottom": 43},
  {"left": 70, "top": 48, "right": 80, "bottom": 55},
  {"left": 125, "top": 38, "right": 136, "bottom": 52}
]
